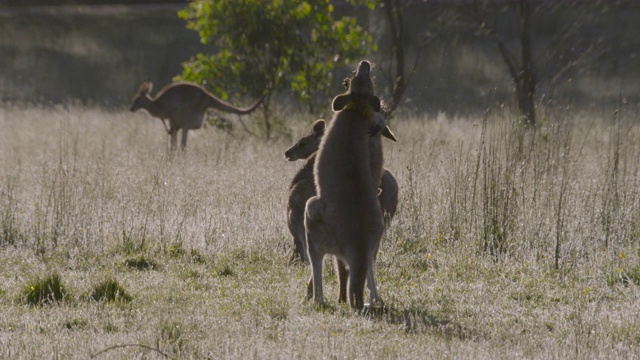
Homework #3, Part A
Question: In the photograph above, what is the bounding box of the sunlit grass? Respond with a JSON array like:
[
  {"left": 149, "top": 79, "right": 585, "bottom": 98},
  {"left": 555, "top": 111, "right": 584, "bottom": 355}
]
[{"left": 0, "top": 104, "right": 639, "bottom": 358}]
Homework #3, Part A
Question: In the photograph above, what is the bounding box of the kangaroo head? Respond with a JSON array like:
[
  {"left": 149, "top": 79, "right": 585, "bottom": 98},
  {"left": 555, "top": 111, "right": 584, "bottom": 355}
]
[
  {"left": 339, "top": 69, "right": 397, "bottom": 143},
  {"left": 284, "top": 119, "right": 326, "bottom": 161},
  {"left": 130, "top": 82, "right": 153, "bottom": 112},
  {"left": 332, "top": 60, "right": 381, "bottom": 114}
]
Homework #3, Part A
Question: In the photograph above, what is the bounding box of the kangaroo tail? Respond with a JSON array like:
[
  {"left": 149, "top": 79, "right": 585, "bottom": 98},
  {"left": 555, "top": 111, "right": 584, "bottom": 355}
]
[{"left": 207, "top": 94, "right": 265, "bottom": 115}]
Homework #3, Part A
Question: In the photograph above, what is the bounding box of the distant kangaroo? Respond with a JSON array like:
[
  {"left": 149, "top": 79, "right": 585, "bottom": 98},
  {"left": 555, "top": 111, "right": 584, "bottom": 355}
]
[
  {"left": 130, "top": 81, "right": 264, "bottom": 150},
  {"left": 285, "top": 118, "right": 398, "bottom": 264},
  {"left": 304, "top": 60, "right": 386, "bottom": 310}
]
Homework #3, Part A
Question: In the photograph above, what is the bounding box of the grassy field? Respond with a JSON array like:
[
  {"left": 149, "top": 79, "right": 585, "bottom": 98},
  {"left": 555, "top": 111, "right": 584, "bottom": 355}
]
[{"left": 0, "top": 104, "right": 639, "bottom": 359}]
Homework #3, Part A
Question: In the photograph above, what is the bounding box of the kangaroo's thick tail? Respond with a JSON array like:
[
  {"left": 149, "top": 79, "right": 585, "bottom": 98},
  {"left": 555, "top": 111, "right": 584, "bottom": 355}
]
[{"left": 207, "top": 94, "right": 265, "bottom": 115}]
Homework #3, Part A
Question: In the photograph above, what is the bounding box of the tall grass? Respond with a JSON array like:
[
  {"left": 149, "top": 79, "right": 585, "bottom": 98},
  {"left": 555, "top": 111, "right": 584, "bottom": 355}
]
[{"left": 0, "top": 103, "right": 638, "bottom": 358}]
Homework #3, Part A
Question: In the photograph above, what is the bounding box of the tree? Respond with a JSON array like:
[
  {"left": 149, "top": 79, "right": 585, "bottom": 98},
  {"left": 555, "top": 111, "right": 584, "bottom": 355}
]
[
  {"left": 350, "top": 0, "right": 450, "bottom": 119},
  {"left": 378, "top": 0, "right": 412, "bottom": 117},
  {"left": 467, "top": 0, "right": 609, "bottom": 126},
  {"left": 469, "top": 0, "right": 537, "bottom": 125},
  {"left": 176, "top": 0, "right": 374, "bottom": 139}
]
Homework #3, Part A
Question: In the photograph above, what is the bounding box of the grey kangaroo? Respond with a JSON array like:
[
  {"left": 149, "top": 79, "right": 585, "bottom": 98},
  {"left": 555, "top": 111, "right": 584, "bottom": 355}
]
[
  {"left": 286, "top": 117, "right": 398, "bottom": 303},
  {"left": 304, "top": 60, "right": 387, "bottom": 310},
  {"left": 130, "top": 81, "right": 264, "bottom": 150}
]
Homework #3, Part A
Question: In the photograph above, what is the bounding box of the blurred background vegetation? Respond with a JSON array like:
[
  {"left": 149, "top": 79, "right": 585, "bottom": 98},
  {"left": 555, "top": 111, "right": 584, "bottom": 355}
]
[{"left": 0, "top": 0, "right": 638, "bottom": 119}]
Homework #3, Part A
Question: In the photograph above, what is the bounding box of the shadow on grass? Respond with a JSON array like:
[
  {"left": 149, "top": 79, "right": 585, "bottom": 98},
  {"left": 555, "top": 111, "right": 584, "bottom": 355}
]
[{"left": 366, "top": 304, "right": 478, "bottom": 341}]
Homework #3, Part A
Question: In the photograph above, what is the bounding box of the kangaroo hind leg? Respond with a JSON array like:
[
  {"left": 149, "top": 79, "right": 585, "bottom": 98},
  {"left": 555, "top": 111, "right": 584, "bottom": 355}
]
[
  {"left": 336, "top": 259, "right": 348, "bottom": 303},
  {"left": 169, "top": 129, "right": 178, "bottom": 151},
  {"left": 305, "top": 196, "right": 327, "bottom": 305},
  {"left": 366, "top": 257, "right": 383, "bottom": 307},
  {"left": 180, "top": 128, "right": 189, "bottom": 150},
  {"left": 347, "top": 257, "right": 368, "bottom": 310}
]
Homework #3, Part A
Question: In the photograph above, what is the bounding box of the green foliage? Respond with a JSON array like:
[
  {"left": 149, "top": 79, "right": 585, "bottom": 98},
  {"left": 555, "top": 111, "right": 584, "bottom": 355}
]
[
  {"left": 89, "top": 278, "right": 133, "bottom": 303},
  {"left": 347, "top": 0, "right": 377, "bottom": 11},
  {"left": 177, "top": 0, "right": 375, "bottom": 110},
  {"left": 22, "top": 273, "right": 69, "bottom": 306}
]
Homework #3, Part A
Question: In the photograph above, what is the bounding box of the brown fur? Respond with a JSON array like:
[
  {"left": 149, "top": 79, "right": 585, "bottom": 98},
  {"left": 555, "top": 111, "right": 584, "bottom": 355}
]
[
  {"left": 285, "top": 119, "right": 398, "bottom": 265},
  {"left": 332, "top": 61, "right": 381, "bottom": 114},
  {"left": 285, "top": 119, "right": 326, "bottom": 162},
  {"left": 304, "top": 60, "right": 386, "bottom": 310},
  {"left": 286, "top": 118, "right": 399, "bottom": 305},
  {"left": 130, "top": 81, "right": 264, "bottom": 150}
]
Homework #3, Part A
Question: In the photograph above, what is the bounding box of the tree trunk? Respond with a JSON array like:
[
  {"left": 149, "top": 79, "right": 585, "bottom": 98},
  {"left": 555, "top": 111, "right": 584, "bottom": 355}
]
[
  {"left": 516, "top": 74, "right": 536, "bottom": 126},
  {"left": 517, "top": 0, "right": 536, "bottom": 126},
  {"left": 383, "top": 0, "right": 406, "bottom": 116},
  {"left": 479, "top": 0, "right": 537, "bottom": 126},
  {"left": 261, "top": 92, "right": 272, "bottom": 140}
]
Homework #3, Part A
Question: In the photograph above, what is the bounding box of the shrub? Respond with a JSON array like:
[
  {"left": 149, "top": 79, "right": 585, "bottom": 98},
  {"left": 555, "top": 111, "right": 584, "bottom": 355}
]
[
  {"left": 22, "top": 273, "right": 69, "bottom": 306},
  {"left": 89, "top": 278, "right": 132, "bottom": 303}
]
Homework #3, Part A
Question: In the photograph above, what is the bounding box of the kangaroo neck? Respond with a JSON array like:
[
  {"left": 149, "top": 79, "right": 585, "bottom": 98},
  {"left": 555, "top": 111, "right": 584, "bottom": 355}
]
[{"left": 144, "top": 95, "right": 168, "bottom": 118}]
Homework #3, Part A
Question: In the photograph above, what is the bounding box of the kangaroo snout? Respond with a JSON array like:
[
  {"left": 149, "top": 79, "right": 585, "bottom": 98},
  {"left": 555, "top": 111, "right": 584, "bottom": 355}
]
[
  {"left": 356, "top": 60, "right": 371, "bottom": 77},
  {"left": 284, "top": 147, "right": 297, "bottom": 161}
]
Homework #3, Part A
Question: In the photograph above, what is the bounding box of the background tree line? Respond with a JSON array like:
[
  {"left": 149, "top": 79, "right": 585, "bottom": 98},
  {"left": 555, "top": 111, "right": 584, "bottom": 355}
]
[{"left": 1, "top": 1, "right": 638, "bottom": 130}]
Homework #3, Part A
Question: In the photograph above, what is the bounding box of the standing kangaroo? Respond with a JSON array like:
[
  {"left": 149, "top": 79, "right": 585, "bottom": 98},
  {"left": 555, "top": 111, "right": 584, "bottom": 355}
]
[
  {"left": 286, "top": 118, "right": 398, "bottom": 304},
  {"left": 285, "top": 118, "right": 398, "bottom": 264},
  {"left": 130, "top": 81, "right": 264, "bottom": 150},
  {"left": 304, "top": 60, "right": 386, "bottom": 310}
]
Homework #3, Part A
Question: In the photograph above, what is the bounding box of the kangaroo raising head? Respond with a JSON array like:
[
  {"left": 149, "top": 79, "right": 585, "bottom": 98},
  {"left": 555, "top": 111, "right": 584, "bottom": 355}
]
[
  {"left": 332, "top": 60, "right": 381, "bottom": 114},
  {"left": 284, "top": 119, "right": 326, "bottom": 161},
  {"left": 130, "top": 82, "right": 153, "bottom": 112},
  {"left": 340, "top": 70, "right": 398, "bottom": 143}
]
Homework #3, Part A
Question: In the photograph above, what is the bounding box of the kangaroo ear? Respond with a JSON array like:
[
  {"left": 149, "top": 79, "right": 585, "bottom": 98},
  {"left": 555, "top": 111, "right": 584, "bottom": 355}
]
[
  {"left": 332, "top": 94, "right": 352, "bottom": 111},
  {"left": 139, "top": 81, "right": 153, "bottom": 94},
  {"left": 311, "top": 119, "right": 326, "bottom": 136},
  {"left": 381, "top": 126, "right": 397, "bottom": 142},
  {"left": 136, "top": 82, "right": 152, "bottom": 97}
]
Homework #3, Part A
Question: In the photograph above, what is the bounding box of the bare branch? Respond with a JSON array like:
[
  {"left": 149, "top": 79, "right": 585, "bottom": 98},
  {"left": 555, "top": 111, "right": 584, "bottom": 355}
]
[
  {"left": 469, "top": 0, "right": 520, "bottom": 80},
  {"left": 405, "top": 14, "right": 453, "bottom": 93}
]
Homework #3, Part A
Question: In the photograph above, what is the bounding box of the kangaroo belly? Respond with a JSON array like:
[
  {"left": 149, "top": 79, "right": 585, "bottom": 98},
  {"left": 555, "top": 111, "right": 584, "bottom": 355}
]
[{"left": 318, "top": 166, "right": 383, "bottom": 251}]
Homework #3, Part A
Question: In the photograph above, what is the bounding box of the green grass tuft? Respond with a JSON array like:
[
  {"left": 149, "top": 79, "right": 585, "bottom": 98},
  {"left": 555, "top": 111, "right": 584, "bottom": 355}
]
[
  {"left": 89, "top": 278, "right": 133, "bottom": 303},
  {"left": 22, "top": 273, "right": 69, "bottom": 306},
  {"left": 189, "top": 248, "right": 207, "bottom": 264},
  {"left": 168, "top": 241, "right": 185, "bottom": 258},
  {"left": 63, "top": 318, "right": 88, "bottom": 330},
  {"left": 216, "top": 264, "right": 234, "bottom": 277}
]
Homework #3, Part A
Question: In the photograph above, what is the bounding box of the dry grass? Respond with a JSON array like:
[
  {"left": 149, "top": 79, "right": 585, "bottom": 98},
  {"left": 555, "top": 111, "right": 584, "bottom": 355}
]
[{"left": 0, "top": 104, "right": 639, "bottom": 359}]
